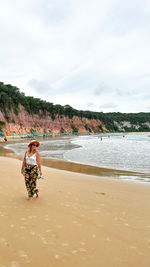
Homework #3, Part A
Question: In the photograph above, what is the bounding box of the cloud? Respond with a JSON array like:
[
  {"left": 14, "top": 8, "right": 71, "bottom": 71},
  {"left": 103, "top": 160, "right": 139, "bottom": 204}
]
[
  {"left": 87, "top": 102, "right": 94, "bottom": 108},
  {"left": 94, "top": 82, "right": 113, "bottom": 96},
  {"left": 28, "top": 79, "right": 53, "bottom": 94},
  {"left": 99, "top": 103, "right": 118, "bottom": 109},
  {"left": 0, "top": 0, "right": 150, "bottom": 113}
]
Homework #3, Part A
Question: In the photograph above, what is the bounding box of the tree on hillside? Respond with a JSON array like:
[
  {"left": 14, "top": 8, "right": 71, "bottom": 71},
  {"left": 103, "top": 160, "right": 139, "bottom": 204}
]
[{"left": 1, "top": 81, "right": 150, "bottom": 132}]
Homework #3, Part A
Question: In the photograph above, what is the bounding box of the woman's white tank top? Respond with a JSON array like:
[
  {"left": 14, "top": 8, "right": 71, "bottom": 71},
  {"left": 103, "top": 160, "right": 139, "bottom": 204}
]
[{"left": 26, "top": 152, "right": 37, "bottom": 165}]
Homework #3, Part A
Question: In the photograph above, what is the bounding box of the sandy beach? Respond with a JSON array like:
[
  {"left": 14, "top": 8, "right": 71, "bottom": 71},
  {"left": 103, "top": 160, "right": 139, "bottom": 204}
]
[{"left": 0, "top": 157, "right": 150, "bottom": 267}]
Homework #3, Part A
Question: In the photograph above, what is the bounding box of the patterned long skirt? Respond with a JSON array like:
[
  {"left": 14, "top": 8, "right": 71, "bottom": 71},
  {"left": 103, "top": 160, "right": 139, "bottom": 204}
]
[{"left": 24, "top": 165, "right": 39, "bottom": 197}]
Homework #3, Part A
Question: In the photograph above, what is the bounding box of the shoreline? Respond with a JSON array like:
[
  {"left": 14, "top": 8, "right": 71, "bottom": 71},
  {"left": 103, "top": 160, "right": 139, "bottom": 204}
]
[
  {"left": 1, "top": 144, "right": 149, "bottom": 184},
  {"left": 0, "top": 135, "right": 150, "bottom": 183},
  {"left": 0, "top": 156, "right": 150, "bottom": 266}
]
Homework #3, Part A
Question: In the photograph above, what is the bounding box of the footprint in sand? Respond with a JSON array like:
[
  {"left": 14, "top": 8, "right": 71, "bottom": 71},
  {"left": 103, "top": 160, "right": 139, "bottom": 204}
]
[
  {"left": 72, "top": 220, "right": 78, "bottom": 224},
  {"left": 93, "top": 209, "right": 101, "bottom": 213},
  {"left": 20, "top": 218, "right": 26, "bottom": 221},
  {"left": 64, "top": 203, "right": 71, "bottom": 207},
  {"left": 79, "top": 248, "right": 87, "bottom": 252},
  {"left": 18, "top": 250, "right": 30, "bottom": 263},
  {"left": 19, "top": 226, "right": 26, "bottom": 230},
  {"left": 0, "top": 211, "right": 5, "bottom": 217},
  {"left": 55, "top": 254, "right": 60, "bottom": 259},
  {"left": 30, "top": 231, "right": 36, "bottom": 236},
  {"left": 56, "top": 225, "right": 63, "bottom": 229},
  {"left": 62, "top": 243, "right": 69, "bottom": 247},
  {"left": 0, "top": 237, "right": 8, "bottom": 247},
  {"left": 38, "top": 235, "right": 49, "bottom": 245},
  {"left": 80, "top": 242, "right": 86, "bottom": 246},
  {"left": 46, "top": 229, "right": 51, "bottom": 233},
  {"left": 10, "top": 261, "right": 20, "bottom": 267},
  {"left": 72, "top": 250, "right": 78, "bottom": 254},
  {"left": 129, "top": 245, "right": 137, "bottom": 249},
  {"left": 105, "top": 237, "right": 111, "bottom": 241},
  {"left": 95, "top": 192, "right": 106, "bottom": 195},
  {"left": 27, "top": 216, "right": 33, "bottom": 219}
]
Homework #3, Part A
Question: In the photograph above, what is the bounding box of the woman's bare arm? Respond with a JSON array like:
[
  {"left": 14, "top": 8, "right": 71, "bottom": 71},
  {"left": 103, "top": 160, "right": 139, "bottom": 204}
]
[
  {"left": 36, "top": 151, "right": 42, "bottom": 175},
  {"left": 21, "top": 153, "right": 26, "bottom": 174}
]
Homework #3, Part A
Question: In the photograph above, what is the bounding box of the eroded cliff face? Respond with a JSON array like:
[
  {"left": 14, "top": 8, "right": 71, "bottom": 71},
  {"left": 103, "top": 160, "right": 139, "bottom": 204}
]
[{"left": 0, "top": 105, "right": 106, "bottom": 135}]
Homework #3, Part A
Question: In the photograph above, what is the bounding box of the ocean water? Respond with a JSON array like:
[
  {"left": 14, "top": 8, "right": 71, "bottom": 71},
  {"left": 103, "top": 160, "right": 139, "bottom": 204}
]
[
  {"left": 64, "top": 134, "right": 150, "bottom": 173},
  {"left": 4, "top": 133, "right": 150, "bottom": 182}
]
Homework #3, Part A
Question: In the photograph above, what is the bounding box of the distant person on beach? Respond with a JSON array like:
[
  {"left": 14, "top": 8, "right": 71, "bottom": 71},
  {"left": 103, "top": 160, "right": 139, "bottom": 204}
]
[
  {"left": 21, "top": 140, "right": 42, "bottom": 200},
  {"left": 4, "top": 136, "right": 7, "bottom": 142}
]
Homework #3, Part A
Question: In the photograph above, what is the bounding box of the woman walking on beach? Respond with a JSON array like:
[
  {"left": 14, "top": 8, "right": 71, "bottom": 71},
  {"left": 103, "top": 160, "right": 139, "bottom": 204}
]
[{"left": 21, "top": 140, "right": 42, "bottom": 200}]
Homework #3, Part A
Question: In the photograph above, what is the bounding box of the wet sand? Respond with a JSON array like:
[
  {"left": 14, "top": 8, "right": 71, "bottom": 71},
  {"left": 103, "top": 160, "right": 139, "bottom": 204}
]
[
  {"left": 0, "top": 156, "right": 150, "bottom": 267},
  {"left": 0, "top": 138, "right": 148, "bottom": 182}
]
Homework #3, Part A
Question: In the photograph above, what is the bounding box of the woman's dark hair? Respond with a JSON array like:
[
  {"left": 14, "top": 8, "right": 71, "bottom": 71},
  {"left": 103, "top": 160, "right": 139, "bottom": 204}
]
[{"left": 28, "top": 144, "right": 36, "bottom": 153}]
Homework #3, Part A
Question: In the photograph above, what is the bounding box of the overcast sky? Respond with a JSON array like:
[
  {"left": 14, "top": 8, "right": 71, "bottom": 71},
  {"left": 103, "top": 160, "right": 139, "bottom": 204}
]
[{"left": 1, "top": 0, "right": 150, "bottom": 113}]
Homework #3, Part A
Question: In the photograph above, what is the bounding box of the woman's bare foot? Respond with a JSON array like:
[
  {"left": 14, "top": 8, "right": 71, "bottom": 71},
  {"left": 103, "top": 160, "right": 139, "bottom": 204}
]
[
  {"left": 28, "top": 196, "right": 33, "bottom": 200},
  {"left": 36, "top": 190, "right": 39, "bottom": 198}
]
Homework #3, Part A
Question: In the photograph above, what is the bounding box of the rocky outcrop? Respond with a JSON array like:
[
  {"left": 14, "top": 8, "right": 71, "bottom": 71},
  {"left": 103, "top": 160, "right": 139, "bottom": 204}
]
[
  {"left": 0, "top": 105, "right": 106, "bottom": 135},
  {"left": 114, "top": 120, "right": 149, "bottom": 131}
]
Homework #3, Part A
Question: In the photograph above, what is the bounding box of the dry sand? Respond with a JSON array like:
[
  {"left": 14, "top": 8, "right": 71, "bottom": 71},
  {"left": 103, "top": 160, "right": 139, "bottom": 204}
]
[{"left": 0, "top": 157, "right": 150, "bottom": 267}]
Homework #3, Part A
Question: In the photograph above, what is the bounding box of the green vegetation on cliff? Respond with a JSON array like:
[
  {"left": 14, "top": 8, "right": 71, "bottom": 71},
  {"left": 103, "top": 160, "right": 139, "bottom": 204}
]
[{"left": 0, "top": 81, "right": 150, "bottom": 132}]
